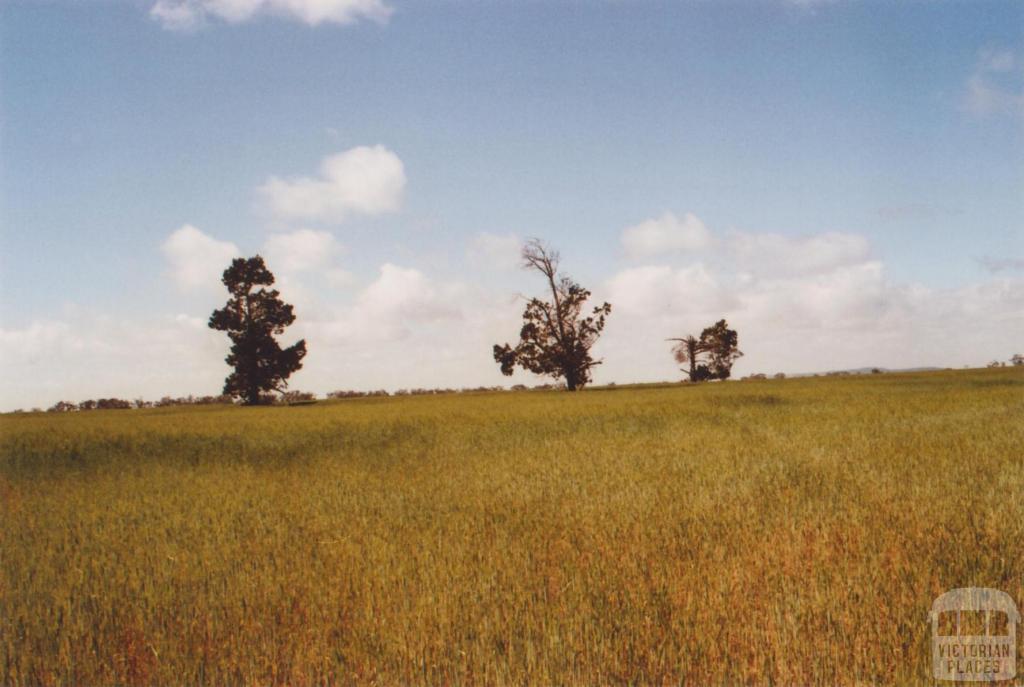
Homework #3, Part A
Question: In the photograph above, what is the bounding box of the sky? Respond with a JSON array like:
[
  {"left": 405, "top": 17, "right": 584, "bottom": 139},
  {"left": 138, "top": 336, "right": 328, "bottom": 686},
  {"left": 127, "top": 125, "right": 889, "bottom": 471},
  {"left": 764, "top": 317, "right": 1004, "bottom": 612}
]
[{"left": 1, "top": 0, "right": 1022, "bottom": 410}]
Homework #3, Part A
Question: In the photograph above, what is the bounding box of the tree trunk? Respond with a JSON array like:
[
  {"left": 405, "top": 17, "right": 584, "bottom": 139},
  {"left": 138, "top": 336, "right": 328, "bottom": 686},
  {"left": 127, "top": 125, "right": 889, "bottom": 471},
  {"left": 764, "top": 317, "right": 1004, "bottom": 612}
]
[
  {"left": 564, "top": 370, "right": 578, "bottom": 391},
  {"left": 688, "top": 339, "right": 698, "bottom": 382}
]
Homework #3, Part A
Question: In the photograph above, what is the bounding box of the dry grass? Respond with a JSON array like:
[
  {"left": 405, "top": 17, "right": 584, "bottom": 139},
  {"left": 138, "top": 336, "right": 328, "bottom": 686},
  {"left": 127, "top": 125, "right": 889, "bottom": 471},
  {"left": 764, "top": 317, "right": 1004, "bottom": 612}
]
[{"left": 1, "top": 368, "right": 1022, "bottom": 685}]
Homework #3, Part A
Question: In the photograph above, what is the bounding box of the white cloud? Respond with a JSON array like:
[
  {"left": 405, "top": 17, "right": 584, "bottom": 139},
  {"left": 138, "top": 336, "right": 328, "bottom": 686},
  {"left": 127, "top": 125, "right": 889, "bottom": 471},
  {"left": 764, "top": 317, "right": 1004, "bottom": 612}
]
[
  {"left": 344, "top": 263, "right": 461, "bottom": 340},
  {"left": 281, "top": 264, "right": 503, "bottom": 392},
  {"left": 606, "top": 263, "right": 731, "bottom": 319},
  {"left": 0, "top": 313, "right": 230, "bottom": 409},
  {"left": 258, "top": 145, "right": 406, "bottom": 224},
  {"left": 325, "top": 268, "right": 356, "bottom": 287},
  {"left": 252, "top": 229, "right": 354, "bottom": 320},
  {"left": 263, "top": 228, "right": 343, "bottom": 273},
  {"left": 600, "top": 212, "right": 1024, "bottom": 381},
  {"left": 965, "top": 47, "right": 1024, "bottom": 119},
  {"left": 150, "top": 0, "right": 205, "bottom": 29},
  {"left": 600, "top": 259, "right": 1023, "bottom": 382},
  {"left": 736, "top": 261, "right": 889, "bottom": 330},
  {"left": 0, "top": 320, "right": 77, "bottom": 365},
  {"left": 161, "top": 224, "right": 239, "bottom": 291},
  {"left": 621, "top": 212, "right": 712, "bottom": 259},
  {"left": 468, "top": 232, "right": 521, "bottom": 271},
  {"left": 612, "top": 216, "right": 877, "bottom": 330},
  {"left": 276, "top": 262, "right": 462, "bottom": 349},
  {"left": 357, "top": 264, "right": 436, "bottom": 315},
  {"left": 150, "top": 0, "right": 392, "bottom": 30},
  {"left": 728, "top": 230, "right": 870, "bottom": 277},
  {"left": 619, "top": 212, "right": 869, "bottom": 276},
  {"left": 158, "top": 226, "right": 354, "bottom": 350}
]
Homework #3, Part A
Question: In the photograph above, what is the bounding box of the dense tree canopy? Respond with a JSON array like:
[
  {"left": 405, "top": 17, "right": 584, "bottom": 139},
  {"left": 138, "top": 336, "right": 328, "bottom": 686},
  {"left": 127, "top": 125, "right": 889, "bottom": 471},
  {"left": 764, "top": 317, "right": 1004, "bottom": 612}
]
[
  {"left": 493, "top": 240, "right": 611, "bottom": 391},
  {"left": 669, "top": 319, "right": 743, "bottom": 382},
  {"left": 209, "top": 256, "right": 307, "bottom": 405}
]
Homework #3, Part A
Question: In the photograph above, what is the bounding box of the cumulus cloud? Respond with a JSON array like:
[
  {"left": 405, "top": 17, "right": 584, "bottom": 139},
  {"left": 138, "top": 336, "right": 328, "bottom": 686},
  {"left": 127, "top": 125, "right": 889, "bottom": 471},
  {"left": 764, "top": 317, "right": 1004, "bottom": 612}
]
[
  {"left": 161, "top": 224, "right": 239, "bottom": 291},
  {"left": 280, "top": 264, "right": 504, "bottom": 392},
  {"left": 259, "top": 229, "right": 353, "bottom": 316},
  {"left": 736, "top": 261, "right": 889, "bottom": 330},
  {"left": 0, "top": 320, "right": 77, "bottom": 366},
  {"left": 357, "top": 264, "right": 436, "bottom": 314},
  {"left": 601, "top": 260, "right": 1022, "bottom": 382},
  {"left": 728, "top": 230, "right": 871, "bottom": 277},
  {"left": 150, "top": 0, "right": 392, "bottom": 30},
  {"left": 263, "top": 228, "right": 343, "bottom": 273},
  {"left": 965, "top": 47, "right": 1024, "bottom": 119},
  {"left": 341, "top": 263, "right": 461, "bottom": 341},
  {"left": 258, "top": 146, "right": 406, "bottom": 225},
  {"left": 0, "top": 313, "right": 230, "bottom": 409},
  {"left": 468, "top": 232, "right": 521, "bottom": 271},
  {"left": 620, "top": 212, "right": 869, "bottom": 276},
  {"left": 159, "top": 224, "right": 354, "bottom": 329},
  {"left": 606, "top": 263, "right": 731, "bottom": 319},
  {"left": 612, "top": 214, "right": 875, "bottom": 326},
  {"left": 598, "top": 212, "right": 1024, "bottom": 382},
  {"left": 621, "top": 212, "right": 712, "bottom": 259}
]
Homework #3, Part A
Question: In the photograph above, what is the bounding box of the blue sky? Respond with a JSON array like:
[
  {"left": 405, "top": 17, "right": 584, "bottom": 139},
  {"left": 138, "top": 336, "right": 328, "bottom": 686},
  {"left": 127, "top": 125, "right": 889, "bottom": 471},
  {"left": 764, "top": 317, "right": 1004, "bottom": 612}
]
[{"left": 1, "top": 0, "right": 1022, "bottom": 409}]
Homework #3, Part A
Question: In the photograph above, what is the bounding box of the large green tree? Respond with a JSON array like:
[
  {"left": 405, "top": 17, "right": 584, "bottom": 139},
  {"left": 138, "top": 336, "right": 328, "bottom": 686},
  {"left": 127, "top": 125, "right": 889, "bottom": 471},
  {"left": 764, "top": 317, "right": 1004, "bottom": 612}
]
[
  {"left": 493, "top": 239, "right": 611, "bottom": 391},
  {"left": 700, "top": 319, "right": 743, "bottom": 380},
  {"left": 209, "top": 256, "right": 307, "bottom": 405}
]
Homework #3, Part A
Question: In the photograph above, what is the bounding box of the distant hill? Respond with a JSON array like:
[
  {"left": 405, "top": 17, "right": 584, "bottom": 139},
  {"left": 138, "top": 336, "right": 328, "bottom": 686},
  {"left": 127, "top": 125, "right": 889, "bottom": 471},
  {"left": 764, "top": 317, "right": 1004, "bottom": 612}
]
[{"left": 790, "top": 366, "right": 945, "bottom": 378}]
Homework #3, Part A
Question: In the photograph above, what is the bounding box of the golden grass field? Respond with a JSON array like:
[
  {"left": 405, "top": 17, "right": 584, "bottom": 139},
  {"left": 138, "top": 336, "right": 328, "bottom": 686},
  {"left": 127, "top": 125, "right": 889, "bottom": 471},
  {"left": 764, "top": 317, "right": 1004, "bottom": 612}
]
[{"left": 2, "top": 368, "right": 1022, "bottom": 685}]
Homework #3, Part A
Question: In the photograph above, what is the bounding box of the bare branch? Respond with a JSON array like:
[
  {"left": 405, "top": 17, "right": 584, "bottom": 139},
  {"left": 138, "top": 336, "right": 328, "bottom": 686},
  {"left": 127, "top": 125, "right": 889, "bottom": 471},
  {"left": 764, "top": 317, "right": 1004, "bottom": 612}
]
[{"left": 521, "top": 238, "right": 559, "bottom": 279}]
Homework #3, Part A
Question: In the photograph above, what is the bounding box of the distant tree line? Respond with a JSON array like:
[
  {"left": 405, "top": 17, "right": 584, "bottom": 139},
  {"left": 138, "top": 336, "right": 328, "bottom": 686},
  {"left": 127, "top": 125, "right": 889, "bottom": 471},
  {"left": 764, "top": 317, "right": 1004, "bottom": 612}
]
[
  {"left": 47, "top": 394, "right": 236, "bottom": 412},
  {"left": 326, "top": 389, "right": 392, "bottom": 399},
  {"left": 326, "top": 384, "right": 567, "bottom": 400},
  {"left": 40, "top": 383, "right": 587, "bottom": 413}
]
